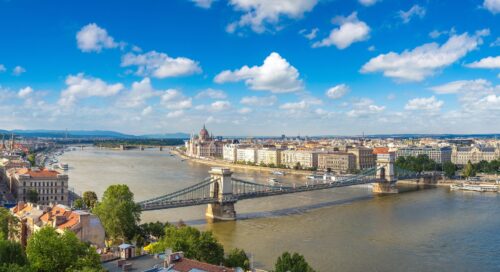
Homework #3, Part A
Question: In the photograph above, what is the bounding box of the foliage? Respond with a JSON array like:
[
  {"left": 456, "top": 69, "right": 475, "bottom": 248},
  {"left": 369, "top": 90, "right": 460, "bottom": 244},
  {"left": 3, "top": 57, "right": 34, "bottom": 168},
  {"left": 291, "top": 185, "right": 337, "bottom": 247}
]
[
  {"left": 0, "top": 207, "right": 19, "bottom": 239},
  {"left": 0, "top": 263, "right": 34, "bottom": 272},
  {"left": 73, "top": 199, "right": 85, "bottom": 209},
  {"left": 274, "top": 252, "right": 315, "bottom": 272},
  {"left": 474, "top": 159, "right": 500, "bottom": 174},
  {"left": 94, "top": 185, "right": 141, "bottom": 242},
  {"left": 26, "top": 227, "right": 101, "bottom": 272},
  {"left": 27, "top": 153, "right": 36, "bottom": 167},
  {"left": 442, "top": 161, "right": 457, "bottom": 178},
  {"left": 138, "top": 221, "right": 171, "bottom": 241},
  {"left": 27, "top": 189, "right": 39, "bottom": 203},
  {"left": 463, "top": 161, "right": 477, "bottom": 178},
  {"left": 395, "top": 155, "right": 440, "bottom": 173},
  {"left": 0, "top": 239, "right": 27, "bottom": 266},
  {"left": 151, "top": 225, "right": 224, "bottom": 265},
  {"left": 82, "top": 191, "right": 98, "bottom": 209},
  {"left": 224, "top": 248, "right": 250, "bottom": 270}
]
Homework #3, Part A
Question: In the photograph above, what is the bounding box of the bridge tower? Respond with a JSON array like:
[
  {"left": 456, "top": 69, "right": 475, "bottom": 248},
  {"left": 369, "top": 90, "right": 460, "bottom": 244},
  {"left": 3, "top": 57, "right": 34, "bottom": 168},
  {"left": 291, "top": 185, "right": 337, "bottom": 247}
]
[
  {"left": 372, "top": 152, "right": 399, "bottom": 194},
  {"left": 206, "top": 167, "right": 237, "bottom": 221}
]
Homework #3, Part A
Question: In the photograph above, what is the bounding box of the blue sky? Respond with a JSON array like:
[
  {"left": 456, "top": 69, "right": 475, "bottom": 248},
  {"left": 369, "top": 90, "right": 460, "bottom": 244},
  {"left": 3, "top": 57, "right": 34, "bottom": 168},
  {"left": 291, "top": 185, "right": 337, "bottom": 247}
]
[{"left": 0, "top": 0, "right": 499, "bottom": 136}]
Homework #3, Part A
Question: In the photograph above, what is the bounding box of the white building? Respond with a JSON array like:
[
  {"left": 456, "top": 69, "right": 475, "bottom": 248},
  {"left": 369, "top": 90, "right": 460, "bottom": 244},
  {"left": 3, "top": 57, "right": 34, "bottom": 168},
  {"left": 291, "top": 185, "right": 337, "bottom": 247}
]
[
  {"left": 236, "top": 148, "right": 257, "bottom": 164},
  {"left": 280, "top": 150, "right": 320, "bottom": 169},
  {"left": 223, "top": 143, "right": 242, "bottom": 163},
  {"left": 257, "top": 149, "right": 281, "bottom": 166}
]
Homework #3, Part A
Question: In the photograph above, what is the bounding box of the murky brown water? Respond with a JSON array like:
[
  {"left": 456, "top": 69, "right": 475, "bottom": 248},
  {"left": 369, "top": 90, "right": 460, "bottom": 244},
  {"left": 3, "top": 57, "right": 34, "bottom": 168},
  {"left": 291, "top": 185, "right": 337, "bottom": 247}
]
[{"left": 62, "top": 147, "right": 500, "bottom": 271}]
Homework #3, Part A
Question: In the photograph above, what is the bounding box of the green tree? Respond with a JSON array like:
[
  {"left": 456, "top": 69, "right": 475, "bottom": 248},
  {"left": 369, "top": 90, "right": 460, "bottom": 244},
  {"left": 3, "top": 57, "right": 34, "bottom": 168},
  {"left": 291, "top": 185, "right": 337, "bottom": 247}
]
[
  {"left": 0, "top": 239, "right": 27, "bottom": 266},
  {"left": 274, "top": 252, "right": 315, "bottom": 272},
  {"left": 26, "top": 227, "right": 101, "bottom": 272},
  {"left": 442, "top": 161, "right": 456, "bottom": 179},
  {"left": 27, "top": 189, "right": 39, "bottom": 203},
  {"left": 27, "top": 153, "right": 36, "bottom": 167},
  {"left": 0, "top": 263, "right": 34, "bottom": 272},
  {"left": 152, "top": 225, "right": 224, "bottom": 265},
  {"left": 224, "top": 248, "right": 250, "bottom": 270},
  {"left": 73, "top": 199, "right": 85, "bottom": 210},
  {"left": 82, "top": 191, "right": 98, "bottom": 209},
  {"left": 0, "top": 207, "right": 19, "bottom": 239},
  {"left": 139, "top": 221, "right": 170, "bottom": 240},
  {"left": 463, "top": 161, "right": 477, "bottom": 178},
  {"left": 94, "top": 184, "right": 141, "bottom": 243}
]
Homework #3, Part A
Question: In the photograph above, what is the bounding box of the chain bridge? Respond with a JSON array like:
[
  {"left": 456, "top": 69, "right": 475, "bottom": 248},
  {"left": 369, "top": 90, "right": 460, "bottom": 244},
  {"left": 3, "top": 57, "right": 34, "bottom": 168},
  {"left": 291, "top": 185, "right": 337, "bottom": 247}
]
[{"left": 138, "top": 153, "right": 429, "bottom": 220}]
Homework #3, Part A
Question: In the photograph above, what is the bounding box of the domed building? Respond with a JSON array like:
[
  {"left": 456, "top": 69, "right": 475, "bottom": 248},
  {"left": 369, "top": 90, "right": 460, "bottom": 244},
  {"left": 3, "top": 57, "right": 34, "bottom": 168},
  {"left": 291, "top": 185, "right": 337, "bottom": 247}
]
[{"left": 185, "top": 125, "right": 224, "bottom": 158}]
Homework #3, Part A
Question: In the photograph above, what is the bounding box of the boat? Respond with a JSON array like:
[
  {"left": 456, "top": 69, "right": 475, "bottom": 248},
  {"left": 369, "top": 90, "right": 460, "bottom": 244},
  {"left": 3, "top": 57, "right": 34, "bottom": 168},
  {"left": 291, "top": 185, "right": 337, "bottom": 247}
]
[
  {"left": 268, "top": 178, "right": 280, "bottom": 185},
  {"left": 450, "top": 183, "right": 499, "bottom": 192},
  {"left": 56, "top": 163, "right": 69, "bottom": 171},
  {"left": 271, "top": 171, "right": 285, "bottom": 175}
]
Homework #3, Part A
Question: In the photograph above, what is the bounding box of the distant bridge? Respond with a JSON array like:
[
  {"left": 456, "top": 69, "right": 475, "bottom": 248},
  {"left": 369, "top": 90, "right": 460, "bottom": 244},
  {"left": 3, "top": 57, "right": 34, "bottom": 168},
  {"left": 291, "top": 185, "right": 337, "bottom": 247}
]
[{"left": 138, "top": 153, "right": 434, "bottom": 220}]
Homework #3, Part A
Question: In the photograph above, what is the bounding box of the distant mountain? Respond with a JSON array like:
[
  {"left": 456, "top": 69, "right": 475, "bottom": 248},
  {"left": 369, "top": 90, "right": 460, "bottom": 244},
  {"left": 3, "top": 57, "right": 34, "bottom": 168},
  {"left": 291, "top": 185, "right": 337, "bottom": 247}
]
[
  {"left": 7, "top": 129, "right": 136, "bottom": 139},
  {"left": 140, "top": 132, "right": 190, "bottom": 139}
]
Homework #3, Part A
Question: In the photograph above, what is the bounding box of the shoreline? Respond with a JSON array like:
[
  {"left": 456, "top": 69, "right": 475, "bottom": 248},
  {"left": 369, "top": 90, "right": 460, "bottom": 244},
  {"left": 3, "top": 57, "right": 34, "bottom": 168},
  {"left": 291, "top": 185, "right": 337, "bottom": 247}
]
[{"left": 171, "top": 149, "right": 315, "bottom": 176}]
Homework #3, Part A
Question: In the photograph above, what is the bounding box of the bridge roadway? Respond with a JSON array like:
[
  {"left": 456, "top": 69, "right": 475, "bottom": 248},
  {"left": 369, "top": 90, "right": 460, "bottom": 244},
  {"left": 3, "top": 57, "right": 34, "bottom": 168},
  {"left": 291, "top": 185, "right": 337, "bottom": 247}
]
[{"left": 139, "top": 171, "right": 388, "bottom": 211}]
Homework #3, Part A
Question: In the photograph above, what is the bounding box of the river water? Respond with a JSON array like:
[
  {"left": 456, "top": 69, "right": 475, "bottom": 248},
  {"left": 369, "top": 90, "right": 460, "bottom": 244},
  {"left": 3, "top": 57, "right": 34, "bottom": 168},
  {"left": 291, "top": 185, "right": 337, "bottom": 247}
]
[{"left": 61, "top": 147, "right": 500, "bottom": 271}]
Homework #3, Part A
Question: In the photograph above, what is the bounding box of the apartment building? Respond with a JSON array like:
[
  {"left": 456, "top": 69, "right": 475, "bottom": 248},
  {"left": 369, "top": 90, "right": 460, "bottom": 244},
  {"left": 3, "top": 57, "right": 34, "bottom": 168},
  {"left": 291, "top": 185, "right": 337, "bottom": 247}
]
[
  {"left": 281, "top": 150, "right": 320, "bottom": 169},
  {"left": 256, "top": 149, "right": 281, "bottom": 166},
  {"left": 8, "top": 167, "right": 69, "bottom": 205},
  {"left": 396, "top": 146, "right": 452, "bottom": 164},
  {"left": 236, "top": 148, "right": 257, "bottom": 164},
  {"left": 222, "top": 144, "right": 239, "bottom": 162},
  {"left": 451, "top": 146, "right": 499, "bottom": 165},
  {"left": 347, "top": 146, "right": 376, "bottom": 170},
  {"left": 317, "top": 152, "right": 356, "bottom": 173}
]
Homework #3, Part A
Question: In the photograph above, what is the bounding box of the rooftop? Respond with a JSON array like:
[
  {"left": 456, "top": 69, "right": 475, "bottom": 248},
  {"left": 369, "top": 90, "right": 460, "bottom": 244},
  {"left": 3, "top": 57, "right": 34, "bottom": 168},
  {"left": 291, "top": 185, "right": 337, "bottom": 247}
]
[{"left": 16, "top": 167, "right": 62, "bottom": 178}]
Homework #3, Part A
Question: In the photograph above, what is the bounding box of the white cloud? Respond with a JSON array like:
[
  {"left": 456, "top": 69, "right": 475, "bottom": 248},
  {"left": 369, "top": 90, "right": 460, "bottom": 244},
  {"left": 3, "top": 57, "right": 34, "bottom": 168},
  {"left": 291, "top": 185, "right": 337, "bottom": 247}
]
[
  {"left": 0, "top": 64, "right": 5, "bottom": 72},
  {"left": 210, "top": 100, "right": 231, "bottom": 111},
  {"left": 398, "top": 5, "right": 426, "bottom": 24},
  {"left": 58, "top": 73, "right": 124, "bottom": 107},
  {"left": 240, "top": 95, "right": 277, "bottom": 106},
  {"left": 76, "top": 23, "right": 118, "bottom": 53},
  {"left": 326, "top": 84, "right": 349, "bottom": 99},
  {"left": 359, "top": 0, "right": 379, "bottom": 7},
  {"left": 141, "top": 106, "right": 153, "bottom": 116},
  {"left": 238, "top": 107, "right": 252, "bottom": 114},
  {"left": 12, "top": 66, "right": 26, "bottom": 76},
  {"left": 430, "top": 79, "right": 491, "bottom": 94},
  {"left": 227, "top": 0, "right": 318, "bottom": 33},
  {"left": 18, "top": 87, "right": 33, "bottom": 99},
  {"left": 195, "top": 88, "right": 227, "bottom": 99},
  {"left": 214, "top": 52, "right": 303, "bottom": 93},
  {"left": 119, "top": 78, "right": 159, "bottom": 108},
  {"left": 299, "top": 28, "right": 319, "bottom": 40},
  {"left": 405, "top": 96, "right": 443, "bottom": 111},
  {"left": 121, "top": 51, "right": 202, "bottom": 78},
  {"left": 166, "top": 110, "right": 184, "bottom": 118},
  {"left": 368, "top": 45, "right": 376, "bottom": 51},
  {"left": 361, "top": 30, "right": 488, "bottom": 81},
  {"left": 190, "top": 0, "right": 215, "bottom": 8},
  {"left": 312, "top": 12, "right": 370, "bottom": 49},
  {"left": 466, "top": 56, "right": 500, "bottom": 69},
  {"left": 280, "top": 98, "right": 321, "bottom": 111},
  {"left": 484, "top": 0, "right": 500, "bottom": 14},
  {"left": 160, "top": 89, "right": 193, "bottom": 110},
  {"left": 491, "top": 37, "right": 500, "bottom": 47},
  {"left": 429, "top": 27, "right": 456, "bottom": 39},
  {"left": 347, "top": 98, "right": 385, "bottom": 118}
]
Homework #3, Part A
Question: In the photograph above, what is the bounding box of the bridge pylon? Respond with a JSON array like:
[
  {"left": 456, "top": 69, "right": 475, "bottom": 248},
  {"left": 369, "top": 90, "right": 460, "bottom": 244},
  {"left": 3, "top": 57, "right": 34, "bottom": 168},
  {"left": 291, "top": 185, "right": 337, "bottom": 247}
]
[
  {"left": 373, "top": 152, "right": 399, "bottom": 194},
  {"left": 206, "top": 167, "right": 237, "bottom": 221}
]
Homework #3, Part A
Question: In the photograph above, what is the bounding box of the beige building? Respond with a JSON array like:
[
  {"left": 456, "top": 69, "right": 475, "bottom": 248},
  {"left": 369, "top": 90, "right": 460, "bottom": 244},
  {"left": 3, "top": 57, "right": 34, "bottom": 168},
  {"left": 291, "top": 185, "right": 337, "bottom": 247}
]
[
  {"left": 185, "top": 125, "right": 224, "bottom": 158},
  {"left": 317, "top": 152, "right": 356, "bottom": 173},
  {"left": 12, "top": 202, "right": 105, "bottom": 248},
  {"left": 222, "top": 144, "right": 238, "bottom": 162},
  {"left": 236, "top": 148, "right": 257, "bottom": 163},
  {"left": 257, "top": 149, "right": 281, "bottom": 166},
  {"left": 451, "top": 146, "right": 499, "bottom": 165},
  {"left": 8, "top": 167, "right": 69, "bottom": 205},
  {"left": 347, "top": 147, "right": 376, "bottom": 170},
  {"left": 281, "top": 150, "right": 320, "bottom": 169}
]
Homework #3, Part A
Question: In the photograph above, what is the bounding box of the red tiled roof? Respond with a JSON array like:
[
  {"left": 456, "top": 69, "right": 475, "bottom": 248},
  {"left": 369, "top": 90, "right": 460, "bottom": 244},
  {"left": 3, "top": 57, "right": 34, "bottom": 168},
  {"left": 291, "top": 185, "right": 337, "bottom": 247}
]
[
  {"left": 170, "top": 258, "right": 235, "bottom": 272},
  {"left": 373, "top": 147, "right": 389, "bottom": 154},
  {"left": 40, "top": 205, "right": 80, "bottom": 230},
  {"left": 16, "top": 168, "right": 61, "bottom": 178}
]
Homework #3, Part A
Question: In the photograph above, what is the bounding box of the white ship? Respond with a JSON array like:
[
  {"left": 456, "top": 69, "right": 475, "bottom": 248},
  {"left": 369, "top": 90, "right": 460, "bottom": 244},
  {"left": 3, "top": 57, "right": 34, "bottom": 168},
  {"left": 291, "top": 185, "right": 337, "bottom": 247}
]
[{"left": 450, "top": 183, "right": 499, "bottom": 192}]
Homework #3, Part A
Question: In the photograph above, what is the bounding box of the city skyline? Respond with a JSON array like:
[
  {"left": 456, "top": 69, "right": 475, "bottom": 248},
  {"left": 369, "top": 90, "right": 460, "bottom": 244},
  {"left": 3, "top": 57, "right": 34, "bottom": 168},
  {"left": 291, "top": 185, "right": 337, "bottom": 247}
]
[{"left": 0, "top": 0, "right": 499, "bottom": 136}]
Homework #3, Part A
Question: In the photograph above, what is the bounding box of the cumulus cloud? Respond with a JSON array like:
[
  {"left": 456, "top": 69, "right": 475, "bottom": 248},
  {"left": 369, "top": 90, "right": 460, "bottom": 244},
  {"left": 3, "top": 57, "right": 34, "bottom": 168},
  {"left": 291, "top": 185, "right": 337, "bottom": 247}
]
[
  {"left": 166, "top": 110, "right": 184, "bottom": 118},
  {"left": 280, "top": 98, "right": 322, "bottom": 111},
  {"left": 227, "top": 0, "right": 318, "bottom": 33},
  {"left": 141, "top": 106, "right": 153, "bottom": 116},
  {"left": 121, "top": 51, "right": 202, "bottom": 78},
  {"left": 466, "top": 56, "right": 500, "bottom": 69},
  {"left": 12, "top": 66, "right": 26, "bottom": 76},
  {"left": 210, "top": 100, "right": 231, "bottom": 111},
  {"left": 430, "top": 79, "right": 491, "bottom": 94},
  {"left": 312, "top": 12, "right": 370, "bottom": 49},
  {"left": 347, "top": 98, "right": 385, "bottom": 118},
  {"left": 359, "top": 0, "right": 379, "bottom": 6},
  {"left": 326, "top": 84, "right": 349, "bottom": 99},
  {"left": 59, "top": 73, "right": 124, "bottom": 107},
  {"left": 214, "top": 52, "right": 303, "bottom": 93},
  {"left": 119, "top": 78, "right": 159, "bottom": 108},
  {"left": 240, "top": 95, "right": 277, "bottom": 106},
  {"left": 361, "top": 30, "right": 488, "bottom": 82},
  {"left": 405, "top": 96, "right": 443, "bottom": 111},
  {"left": 238, "top": 107, "right": 252, "bottom": 114},
  {"left": 299, "top": 28, "right": 319, "bottom": 40},
  {"left": 76, "top": 23, "right": 118, "bottom": 53},
  {"left": 484, "top": 0, "right": 500, "bottom": 14},
  {"left": 160, "top": 89, "right": 192, "bottom": 110},
  {"left": 18, "top": 87, "right": 33, "bottom": 99},
  {"left": 398, "top": 5, "right": 426, "bottom": 24},
  {"left": 195, "top": 88, "right": 227, "bottom": 99},
  {"left": 190, "top": 0, "right": 216, "bottom": 8}
]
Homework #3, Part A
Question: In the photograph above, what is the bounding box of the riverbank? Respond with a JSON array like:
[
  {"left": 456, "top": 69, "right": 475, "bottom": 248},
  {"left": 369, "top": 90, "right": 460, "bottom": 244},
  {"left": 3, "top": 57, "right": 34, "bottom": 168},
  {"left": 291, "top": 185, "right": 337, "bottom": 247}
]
[{"left": 171, "top": 149, "right": 315, "bottom": 176}]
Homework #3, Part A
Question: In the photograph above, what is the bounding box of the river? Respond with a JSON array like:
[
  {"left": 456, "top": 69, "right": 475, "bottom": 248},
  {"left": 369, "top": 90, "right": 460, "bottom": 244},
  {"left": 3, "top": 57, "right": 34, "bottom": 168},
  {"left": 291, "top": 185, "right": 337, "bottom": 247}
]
[{"left": 61, "top": 147, "right": 500, "bottom": 271}]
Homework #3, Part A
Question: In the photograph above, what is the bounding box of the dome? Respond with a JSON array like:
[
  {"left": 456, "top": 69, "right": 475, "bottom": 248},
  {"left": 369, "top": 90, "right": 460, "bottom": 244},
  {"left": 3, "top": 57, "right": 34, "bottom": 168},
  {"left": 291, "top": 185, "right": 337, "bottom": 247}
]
[{"left": 199, "top": 125, "right": 209, "bottom": 140}]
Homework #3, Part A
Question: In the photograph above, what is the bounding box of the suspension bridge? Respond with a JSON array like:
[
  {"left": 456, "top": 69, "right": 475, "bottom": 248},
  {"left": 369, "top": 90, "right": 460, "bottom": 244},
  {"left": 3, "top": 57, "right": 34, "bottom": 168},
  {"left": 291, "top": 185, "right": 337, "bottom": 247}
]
[{"left": 138, "top": 153, "right": 432, "bottom": 220}]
